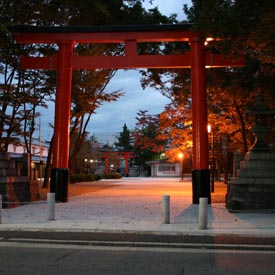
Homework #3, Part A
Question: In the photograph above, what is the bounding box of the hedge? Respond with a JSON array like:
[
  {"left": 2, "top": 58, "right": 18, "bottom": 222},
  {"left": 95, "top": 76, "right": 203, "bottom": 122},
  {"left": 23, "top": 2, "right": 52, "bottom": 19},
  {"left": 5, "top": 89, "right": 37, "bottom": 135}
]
[{"left": 70, "top": 173, "right": 122, "bottom": 183}]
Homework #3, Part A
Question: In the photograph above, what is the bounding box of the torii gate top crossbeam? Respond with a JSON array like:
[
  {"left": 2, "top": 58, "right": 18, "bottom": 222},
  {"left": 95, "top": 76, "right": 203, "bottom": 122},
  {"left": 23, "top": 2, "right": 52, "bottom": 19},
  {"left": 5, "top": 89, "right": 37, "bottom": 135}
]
[
  {"left": 10, "top": 24, "right": 195, "bottom": 44},
  {"left": 10, "top": 24, "right": 244, "bottom": 70}
]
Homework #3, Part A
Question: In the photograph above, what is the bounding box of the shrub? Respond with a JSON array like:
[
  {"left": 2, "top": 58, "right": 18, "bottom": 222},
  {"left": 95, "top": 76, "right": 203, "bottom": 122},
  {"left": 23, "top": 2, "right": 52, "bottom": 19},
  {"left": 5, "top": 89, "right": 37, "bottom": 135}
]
[
  {"left": 70, "top": 174, "right": 101, "bottom": 183},
  {"left": 103, "top": 173, "right": 123, "bottom": 179}
]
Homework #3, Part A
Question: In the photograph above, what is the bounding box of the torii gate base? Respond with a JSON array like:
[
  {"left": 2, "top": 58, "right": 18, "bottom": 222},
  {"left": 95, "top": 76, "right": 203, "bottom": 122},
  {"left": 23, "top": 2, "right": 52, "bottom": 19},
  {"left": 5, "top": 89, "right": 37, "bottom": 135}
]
[
  {"left": 50, "top": 168, "right": 69, "bottom": 203},
  {"left": 10, "top": 24, "right": 244, "bottom": 203},
  {"left": 192, "top": 170, "right": 210, "bottom": 204}
]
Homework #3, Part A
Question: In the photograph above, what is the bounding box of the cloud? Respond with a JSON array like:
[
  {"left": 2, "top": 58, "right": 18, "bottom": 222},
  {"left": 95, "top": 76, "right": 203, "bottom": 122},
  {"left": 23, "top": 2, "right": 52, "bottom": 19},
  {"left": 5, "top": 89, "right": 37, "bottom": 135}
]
[
  {"left": 89, "top": 70, "right": 170, "bottom": 134},
  {"left": 143, "top": 0, "right": 190, "bottom": 21},
  {"left": 38, "top": 70, "right": 170, "bottom": 142}
]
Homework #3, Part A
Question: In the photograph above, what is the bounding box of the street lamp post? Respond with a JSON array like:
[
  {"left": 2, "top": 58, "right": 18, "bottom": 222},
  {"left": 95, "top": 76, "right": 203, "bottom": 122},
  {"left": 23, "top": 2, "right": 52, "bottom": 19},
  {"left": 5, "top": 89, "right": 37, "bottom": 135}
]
[
  {"left": 84, "top": 158, "right": 88, "bottom": 174},
  {"left": 178, "top": 152, "right": 184, "bottom": 181},
  {"left": 207, "top": 125, "right": 215, "bottom": 193},
  {"left": 83, "top": 158, "right": 98, "bottom": 174}
]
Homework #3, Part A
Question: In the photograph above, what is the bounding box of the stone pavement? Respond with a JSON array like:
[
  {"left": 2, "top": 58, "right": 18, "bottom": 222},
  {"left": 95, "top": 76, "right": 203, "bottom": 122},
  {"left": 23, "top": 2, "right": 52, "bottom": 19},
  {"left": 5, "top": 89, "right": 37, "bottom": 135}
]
[{"left": 1, "top": 177, "right": 275, "bottom": 237}]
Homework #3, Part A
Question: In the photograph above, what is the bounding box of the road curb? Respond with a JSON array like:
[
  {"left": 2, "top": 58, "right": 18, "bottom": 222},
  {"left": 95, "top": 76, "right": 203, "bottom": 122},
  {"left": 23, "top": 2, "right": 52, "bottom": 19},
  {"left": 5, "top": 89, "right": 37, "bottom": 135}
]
[
  {"left": 1, "top": 226, "right": 275, "bottom": 238},
  {"left": 1, "top": 237, "right": 275, "bottom": 252}
]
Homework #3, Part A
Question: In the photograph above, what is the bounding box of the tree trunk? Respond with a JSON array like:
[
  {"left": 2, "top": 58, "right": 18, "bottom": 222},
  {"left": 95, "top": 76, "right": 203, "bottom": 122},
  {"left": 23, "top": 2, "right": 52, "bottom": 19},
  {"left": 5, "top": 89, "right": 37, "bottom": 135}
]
[
  {"left": 42, "top": 136, "right": 53, "bottom": 188},
  {"left": 234, "top": 100, "right": 249, "bottom": 153}
]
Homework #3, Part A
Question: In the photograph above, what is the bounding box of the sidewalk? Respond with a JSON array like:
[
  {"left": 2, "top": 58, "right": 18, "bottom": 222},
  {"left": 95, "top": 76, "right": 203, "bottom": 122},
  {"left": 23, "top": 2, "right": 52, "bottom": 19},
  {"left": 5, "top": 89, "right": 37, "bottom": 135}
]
[{"left": 1, "top": 177, "right": 275, "bottom": 237}]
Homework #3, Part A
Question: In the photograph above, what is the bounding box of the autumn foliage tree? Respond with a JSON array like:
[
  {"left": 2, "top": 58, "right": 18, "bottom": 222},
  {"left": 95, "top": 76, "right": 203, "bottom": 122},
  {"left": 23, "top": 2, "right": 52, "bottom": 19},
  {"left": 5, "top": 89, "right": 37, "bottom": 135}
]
[
  {"left": 158, "top": 102, "right": 193, "bottom": 162},
  {"left": 138, "top": 0, "right": 275, "bottom": 180},
  {"left": 133, "top": 110, "right": 166, "bottom": 168},
  {"left": 0, "top": 0, "right": 175, "bottom": 184},
  {"left": 69, "top": 67, "right": 123, "bottom": 174},
  {"left": 184, "top": 0, "right": 275, "bottom": 178}
]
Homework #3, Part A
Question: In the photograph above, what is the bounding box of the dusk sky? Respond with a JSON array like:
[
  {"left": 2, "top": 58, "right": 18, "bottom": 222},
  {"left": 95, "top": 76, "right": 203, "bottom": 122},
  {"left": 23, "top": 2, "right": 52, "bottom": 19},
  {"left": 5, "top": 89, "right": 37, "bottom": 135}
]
[{"left": 40, "top": 0, "right": 192, "bottom": 143}]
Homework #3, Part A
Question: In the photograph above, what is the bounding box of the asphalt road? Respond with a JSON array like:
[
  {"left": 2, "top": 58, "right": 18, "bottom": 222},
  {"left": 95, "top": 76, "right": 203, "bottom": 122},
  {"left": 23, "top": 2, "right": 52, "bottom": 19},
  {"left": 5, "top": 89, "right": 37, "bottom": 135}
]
[
  {"left": 1, "top": 230, "right": 275, "bottom": 250},
  {"left": 1, "top": 240, "right": 275, "bottom": 275}
]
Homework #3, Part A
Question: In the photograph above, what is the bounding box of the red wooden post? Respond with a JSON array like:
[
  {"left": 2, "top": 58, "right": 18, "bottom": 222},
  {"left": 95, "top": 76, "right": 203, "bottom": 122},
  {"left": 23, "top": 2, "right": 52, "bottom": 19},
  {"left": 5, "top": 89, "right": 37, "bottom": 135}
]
[
  {"left": 125, "top": 154, "right": 129, "bottom": 176},
  {"left": 105, "top": 154, "right": 109, "bottom": 175},
  {"left": 50, "top": 41, "right": 73, "bottom": 202},
  {"left": 190, "top": 36, "right": 210, "bottom": 204}
]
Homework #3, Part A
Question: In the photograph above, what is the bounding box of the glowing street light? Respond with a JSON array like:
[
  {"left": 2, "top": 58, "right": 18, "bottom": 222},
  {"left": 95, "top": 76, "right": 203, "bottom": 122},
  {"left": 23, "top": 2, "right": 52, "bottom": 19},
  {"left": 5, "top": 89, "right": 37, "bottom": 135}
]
[{"left": 84, "top": 158, "right": 98, "bottom": 174}]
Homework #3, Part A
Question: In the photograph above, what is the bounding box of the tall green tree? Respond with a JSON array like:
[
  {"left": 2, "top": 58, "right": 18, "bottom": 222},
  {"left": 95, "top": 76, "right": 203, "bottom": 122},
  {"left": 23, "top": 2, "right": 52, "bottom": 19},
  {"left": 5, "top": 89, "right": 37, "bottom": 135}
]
[{"left": 115, "top": 123, "right": 134, "bottom": 151}]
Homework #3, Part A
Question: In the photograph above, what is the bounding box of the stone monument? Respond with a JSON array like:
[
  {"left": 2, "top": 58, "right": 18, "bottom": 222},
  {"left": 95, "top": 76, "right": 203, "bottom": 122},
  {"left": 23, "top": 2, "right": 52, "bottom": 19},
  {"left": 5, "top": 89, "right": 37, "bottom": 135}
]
[
  {"left": 226, "top": 95, "right": 275, "bottom": 211},
  {"left": 0, "top": 152, "right": 39, "bottom": 208}
]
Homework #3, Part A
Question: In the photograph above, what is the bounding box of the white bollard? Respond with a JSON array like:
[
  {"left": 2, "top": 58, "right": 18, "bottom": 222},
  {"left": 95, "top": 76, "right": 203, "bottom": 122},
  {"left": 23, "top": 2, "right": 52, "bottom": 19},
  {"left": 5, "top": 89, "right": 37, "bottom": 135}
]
[
  {"left": 198, "top": 197, "right": 208, "bottom": 229},
  {"left": 47, "top": 193, "right": 55, "bottom": 221},
  {"left": 162, "top": 195, "right": 170, "bottom": 224},
  {"left": 0, "top": 194, "right": 2, "bottom": 224}
]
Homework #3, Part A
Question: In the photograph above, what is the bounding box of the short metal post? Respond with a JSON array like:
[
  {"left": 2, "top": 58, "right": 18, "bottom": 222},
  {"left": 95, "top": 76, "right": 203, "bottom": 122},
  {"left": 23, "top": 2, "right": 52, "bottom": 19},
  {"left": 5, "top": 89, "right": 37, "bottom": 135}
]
[
  {"left": 0, "top": 194, "right": 2, "bottom": 224},
  {"left": 198, "top": 197, "right": 208, "bottom": 229},
  {"left": 47, "top": 193, "right": 55, "bottom": 221},
  {"left": 162, "top": 195, "right": 170, "bottom": 224}
]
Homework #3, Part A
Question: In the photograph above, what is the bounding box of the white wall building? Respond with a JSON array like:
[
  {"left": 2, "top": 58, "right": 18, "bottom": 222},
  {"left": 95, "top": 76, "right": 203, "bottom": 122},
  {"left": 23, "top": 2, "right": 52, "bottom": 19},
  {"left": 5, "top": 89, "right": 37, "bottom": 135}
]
[
  {"left": 147, "top": 160, "right": 181, "bottom": 177},
  {"left": 7, "top": 142, "right": 49, "bottom": 161}
]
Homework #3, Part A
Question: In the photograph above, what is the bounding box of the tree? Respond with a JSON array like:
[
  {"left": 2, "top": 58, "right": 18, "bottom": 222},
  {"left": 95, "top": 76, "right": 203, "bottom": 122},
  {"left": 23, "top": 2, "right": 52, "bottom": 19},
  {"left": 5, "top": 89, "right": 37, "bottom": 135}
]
[
  {"left": 158, "top": 102, "right": 193, "bottom": 162},
  {"left": 0, "top": 30, "right": 54, "bottom": 154},
  {"left": 138, "top": 0, "right": 275, "bottom": 180},
  {"left": 184, "top": 1, "right": 275, "bottom": 138},
  {"left": 133, "top": 110, "right": 166, "bottom": 169},
  {"left": 70, "top": 135, "right": 101, "bottom": 174},
  {"left": 115, "top": 123, "right": 134, "bottom": 151},
  {"left": 183, "top": 0, "right": 275, "bottom": 180},
  {"left": 1, "top": 0, "right": 175, "bottom": 183},
  {"left": 68, "top": 67, "right": 123, "bottom": 173},
  {"left": 65, "top": 0, "right": 173, "bottom": 172}
]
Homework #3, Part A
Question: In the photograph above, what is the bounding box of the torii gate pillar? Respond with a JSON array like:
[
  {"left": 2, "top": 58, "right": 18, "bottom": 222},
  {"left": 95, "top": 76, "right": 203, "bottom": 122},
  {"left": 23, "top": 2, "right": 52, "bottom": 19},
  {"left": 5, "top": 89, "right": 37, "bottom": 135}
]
[
  {"left": 190, "top": 37, "right": 210, "bottom": 204},
  {"left": 100, "top": 151, "right": 134, "bottom": 175},
  {"left": 50, "top": 42, "right": 73, "bottom": 202}
]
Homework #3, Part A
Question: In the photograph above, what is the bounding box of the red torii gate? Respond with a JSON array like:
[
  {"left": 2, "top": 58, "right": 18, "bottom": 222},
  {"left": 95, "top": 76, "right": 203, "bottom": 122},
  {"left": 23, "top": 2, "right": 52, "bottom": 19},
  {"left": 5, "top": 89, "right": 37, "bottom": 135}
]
[
  {"left": 100, "top": 151, "right": 134, "bottom": 175},
  {"left": 10, "top": 24, "right": 244, "bottom": 203}
]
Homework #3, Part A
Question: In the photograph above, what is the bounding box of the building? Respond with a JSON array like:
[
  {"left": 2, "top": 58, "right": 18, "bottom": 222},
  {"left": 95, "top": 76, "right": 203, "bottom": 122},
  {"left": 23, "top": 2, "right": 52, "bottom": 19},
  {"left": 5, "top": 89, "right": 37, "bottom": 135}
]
[
  {"left": 7, "top": 142, "right": 49, "bottom": 180},
  {"left": 146, "top": 159, "right": 181, "bottom": 177}
]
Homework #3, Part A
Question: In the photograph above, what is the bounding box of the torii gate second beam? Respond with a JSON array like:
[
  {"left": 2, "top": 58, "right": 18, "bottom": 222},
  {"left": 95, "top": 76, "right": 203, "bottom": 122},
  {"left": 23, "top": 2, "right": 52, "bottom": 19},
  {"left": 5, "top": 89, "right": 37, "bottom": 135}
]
[{"left": 10, "top": 24, "right": 245, "bottom": 203}]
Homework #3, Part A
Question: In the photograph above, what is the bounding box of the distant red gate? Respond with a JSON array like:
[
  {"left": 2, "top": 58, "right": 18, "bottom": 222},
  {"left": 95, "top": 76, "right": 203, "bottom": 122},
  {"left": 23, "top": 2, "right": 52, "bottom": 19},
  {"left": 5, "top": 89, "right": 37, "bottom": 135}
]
[{"left": 99, "top": 151, "right": 134, "bottom": 175}]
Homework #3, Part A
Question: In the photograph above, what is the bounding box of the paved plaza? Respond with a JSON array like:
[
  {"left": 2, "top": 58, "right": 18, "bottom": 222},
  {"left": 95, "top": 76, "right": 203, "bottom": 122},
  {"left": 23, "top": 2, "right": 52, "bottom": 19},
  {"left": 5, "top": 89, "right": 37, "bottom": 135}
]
[{"left": 1, "top": 177, "right": 275, "bottom": 237}]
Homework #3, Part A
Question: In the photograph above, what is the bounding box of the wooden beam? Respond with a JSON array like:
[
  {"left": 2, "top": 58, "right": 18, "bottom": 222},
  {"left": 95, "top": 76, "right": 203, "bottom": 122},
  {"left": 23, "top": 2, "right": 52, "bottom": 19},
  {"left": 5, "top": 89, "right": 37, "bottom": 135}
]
[
  {"left": 14, "top": 30, "right": 194, "bottom": 44},
  {"left": 20, "top": 52, "right": 244, "bottom": 70}
]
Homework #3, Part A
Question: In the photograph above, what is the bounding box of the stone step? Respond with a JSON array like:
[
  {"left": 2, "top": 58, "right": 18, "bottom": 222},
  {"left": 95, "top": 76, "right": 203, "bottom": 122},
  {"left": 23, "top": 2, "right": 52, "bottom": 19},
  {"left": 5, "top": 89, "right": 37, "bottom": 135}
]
[
  {"left": 239, "top": 168, "right": 275, "bottom": 178},
  {"left": 245, "top": 151, "right": 275, "bottom": 161},
  {"left": 231, "top": 177, "right": 275, "bottom": 185},
  {"left": 242, "top": 160, "right": 275, "bottom": 169}
]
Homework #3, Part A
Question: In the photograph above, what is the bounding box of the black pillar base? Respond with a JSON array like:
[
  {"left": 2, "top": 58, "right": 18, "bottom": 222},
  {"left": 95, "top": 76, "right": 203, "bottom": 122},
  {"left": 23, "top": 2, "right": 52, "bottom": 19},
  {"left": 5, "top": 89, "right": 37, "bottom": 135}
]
[
  {"left": 50, "top": 168, "right": 69, "bottom": 202},
  {"left": 192, "top": 169, "right": 211, "bottom": 204}
]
